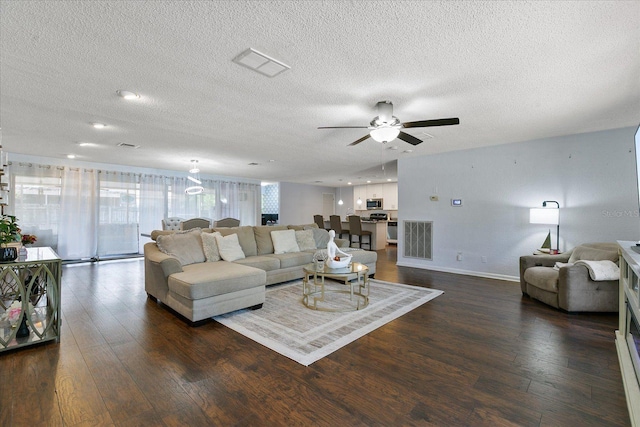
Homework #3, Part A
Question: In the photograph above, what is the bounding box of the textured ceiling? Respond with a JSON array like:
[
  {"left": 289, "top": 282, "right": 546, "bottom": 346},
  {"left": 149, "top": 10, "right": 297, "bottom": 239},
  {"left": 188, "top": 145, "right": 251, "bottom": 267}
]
[{"left": 1, "top": 1, "right": 639, "bottom": 187}]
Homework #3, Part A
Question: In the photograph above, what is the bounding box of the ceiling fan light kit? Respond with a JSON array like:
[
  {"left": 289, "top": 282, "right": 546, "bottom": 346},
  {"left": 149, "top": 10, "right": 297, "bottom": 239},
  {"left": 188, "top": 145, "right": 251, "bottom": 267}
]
[
  {"left": 319, "top": 100, "right": 459, "bottom": 146},
  {"left": 370, "top": 127, "right": 400, "bottom": 143}
]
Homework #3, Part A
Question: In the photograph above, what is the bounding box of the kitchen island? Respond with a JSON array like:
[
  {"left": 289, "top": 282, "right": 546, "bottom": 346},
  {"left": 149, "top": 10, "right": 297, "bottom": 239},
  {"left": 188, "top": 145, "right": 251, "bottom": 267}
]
[{"left": 324, "top": 220, "right": 387, "bottom": 250}]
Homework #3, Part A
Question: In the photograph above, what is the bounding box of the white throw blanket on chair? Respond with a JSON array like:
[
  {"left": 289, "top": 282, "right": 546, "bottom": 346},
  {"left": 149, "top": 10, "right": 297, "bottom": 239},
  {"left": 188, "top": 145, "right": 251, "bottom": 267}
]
[{"left": 574, "top": 260, "right": 620, "bottom": 281}]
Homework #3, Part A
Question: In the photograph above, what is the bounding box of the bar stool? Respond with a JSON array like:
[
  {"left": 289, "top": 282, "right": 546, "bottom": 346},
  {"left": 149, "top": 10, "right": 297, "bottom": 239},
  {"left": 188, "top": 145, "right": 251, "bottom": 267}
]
[
  {"left": 348, "top": 215, "right": 371, "bottom": 250},
  {"left": 330, "top": 215, "right": 350, "bottom": 240}
]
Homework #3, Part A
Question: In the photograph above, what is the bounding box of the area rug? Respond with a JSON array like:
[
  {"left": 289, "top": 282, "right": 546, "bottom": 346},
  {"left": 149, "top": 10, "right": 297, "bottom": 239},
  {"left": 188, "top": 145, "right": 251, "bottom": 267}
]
[{"left": 214, "top": 279, "right": 443, "bottom": 366}]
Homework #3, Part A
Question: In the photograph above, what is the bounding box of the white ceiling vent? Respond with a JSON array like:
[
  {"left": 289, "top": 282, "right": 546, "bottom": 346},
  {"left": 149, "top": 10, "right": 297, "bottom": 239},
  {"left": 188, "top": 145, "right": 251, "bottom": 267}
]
[
  {"left": 232, "top": 48, "right": 290, "bottom": 77},
  {"left": 117, "top": 142, "right": 140, "bottom": 149}
]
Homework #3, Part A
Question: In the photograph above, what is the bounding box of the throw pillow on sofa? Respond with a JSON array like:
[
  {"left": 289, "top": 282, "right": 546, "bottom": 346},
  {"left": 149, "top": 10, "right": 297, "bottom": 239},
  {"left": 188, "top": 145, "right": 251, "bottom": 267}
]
[
  {"left": 310, "top": 228, "right": 330, "bottom": 249},
  {"left": 213, "top": 226, "right": 258, "bottom": 257},
  {"left": 156, "top": 229, "right": 205, "bottom": 266},
  {"left": 214, "top": 232, "right": 246, "bottom": 262},
  {"left": 201, "top": 231, "right": 222, "bottom": 262},
  {"left": 295, "top": 229, "right": 316, "bottom": 251},
  {"left": 271, "top": 229, "right": 300, "bottom": 254}
]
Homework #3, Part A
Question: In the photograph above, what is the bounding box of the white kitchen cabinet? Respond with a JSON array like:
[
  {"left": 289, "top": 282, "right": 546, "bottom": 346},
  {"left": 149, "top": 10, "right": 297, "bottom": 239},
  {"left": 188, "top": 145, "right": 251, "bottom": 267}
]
[
  {"left": 383, "top": 182, "right": 398, "bottom": 210},
  {"left": 366, "top": 184, "right": 383, "bottom": 199},
  {"left": 353, "top": 186, "right": 366, "bottom": 208}
]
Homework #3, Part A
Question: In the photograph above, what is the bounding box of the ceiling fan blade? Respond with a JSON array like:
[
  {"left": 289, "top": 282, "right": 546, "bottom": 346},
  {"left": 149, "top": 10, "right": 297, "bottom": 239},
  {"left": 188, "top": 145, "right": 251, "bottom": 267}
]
[
  {"left": 401, "top": 118, "right": 460, "bottom": 128},
  {"left": 318, "top": 126, "right": 369, "bottom": 129},
  {"left": 397, "top": 131, "right": 422, "bottom": 146},
  {"left": 349, "top": 134, "right": 371, "bottom": 146}
]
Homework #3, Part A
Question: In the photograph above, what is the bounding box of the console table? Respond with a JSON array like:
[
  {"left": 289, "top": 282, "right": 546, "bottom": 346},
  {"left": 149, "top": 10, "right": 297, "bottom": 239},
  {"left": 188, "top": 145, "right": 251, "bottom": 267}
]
[
  {"left": 0, "top": 247, "right": 62, "bottom": 352},
  {"left": 616, "top": 242, "right": 640, "bottom": 426}
]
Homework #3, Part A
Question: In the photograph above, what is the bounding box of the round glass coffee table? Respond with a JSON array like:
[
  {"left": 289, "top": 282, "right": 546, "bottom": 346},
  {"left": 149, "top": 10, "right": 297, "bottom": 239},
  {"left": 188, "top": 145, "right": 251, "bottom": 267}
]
[{"left": 302, "top": 262, "right": 369, "bottom": 312}]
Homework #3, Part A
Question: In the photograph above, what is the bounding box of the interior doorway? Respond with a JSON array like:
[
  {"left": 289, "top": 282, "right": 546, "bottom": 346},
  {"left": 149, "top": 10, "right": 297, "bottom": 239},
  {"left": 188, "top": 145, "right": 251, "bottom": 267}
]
[{"left": 322, "top": 193, "right": 335, "bottom": 219}]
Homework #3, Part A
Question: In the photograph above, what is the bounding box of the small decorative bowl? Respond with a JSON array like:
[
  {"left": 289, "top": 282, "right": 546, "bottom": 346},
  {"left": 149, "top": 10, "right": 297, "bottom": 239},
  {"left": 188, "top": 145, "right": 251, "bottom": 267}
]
[{"left": 326, "top": 255, "right": 352, "bottom": 269}]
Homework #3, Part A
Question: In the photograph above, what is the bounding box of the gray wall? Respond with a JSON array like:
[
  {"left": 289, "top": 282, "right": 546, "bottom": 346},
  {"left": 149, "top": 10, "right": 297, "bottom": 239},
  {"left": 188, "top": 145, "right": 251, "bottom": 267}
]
[
  {"left": 398, "top": 126, "right": 639, "bottom": 280},
  {"left": 279, "top": 183, "right": 356, "bottom": 226}
]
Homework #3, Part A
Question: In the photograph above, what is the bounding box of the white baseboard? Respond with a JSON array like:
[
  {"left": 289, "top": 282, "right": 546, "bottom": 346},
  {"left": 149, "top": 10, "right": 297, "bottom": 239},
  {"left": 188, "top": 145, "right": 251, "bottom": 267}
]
[{"left": 395, "top": 261, "right": 519, "bottom": 283}]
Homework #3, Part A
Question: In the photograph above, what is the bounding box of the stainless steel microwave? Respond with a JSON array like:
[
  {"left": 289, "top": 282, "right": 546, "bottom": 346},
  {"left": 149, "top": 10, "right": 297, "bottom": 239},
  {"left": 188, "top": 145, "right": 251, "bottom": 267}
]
[{"left": 366, "top": 198, "right": 383, "bottom": 210}]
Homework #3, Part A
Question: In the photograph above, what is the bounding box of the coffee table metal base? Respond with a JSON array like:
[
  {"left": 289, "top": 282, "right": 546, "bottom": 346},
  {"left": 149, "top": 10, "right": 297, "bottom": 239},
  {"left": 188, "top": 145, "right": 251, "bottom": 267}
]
[{"left": 302, "top": 263, "right": 369, "bottom": 312}]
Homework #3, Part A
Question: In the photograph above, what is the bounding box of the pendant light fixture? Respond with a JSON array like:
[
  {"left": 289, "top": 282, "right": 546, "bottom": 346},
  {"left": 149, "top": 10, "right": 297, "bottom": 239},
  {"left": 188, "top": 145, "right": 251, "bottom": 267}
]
[
  {"left": 338, "top": 179, "right": 344, "bottom": 205},
  {"left": 185, "top": 160, "right": 204, "bottom": 195}
]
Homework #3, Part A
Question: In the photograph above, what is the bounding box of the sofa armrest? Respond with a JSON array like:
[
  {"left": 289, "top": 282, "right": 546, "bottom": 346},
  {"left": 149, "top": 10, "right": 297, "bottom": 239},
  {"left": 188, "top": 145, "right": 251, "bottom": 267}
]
[
  {"left": 519, "top": 253, "right": 570, "bottom": 294},
  {"left": 144, "top": 243, "right": 183, "bottom": 277},
  {"left": 558, "top": 264, "right": 618, "bottom": 312}
]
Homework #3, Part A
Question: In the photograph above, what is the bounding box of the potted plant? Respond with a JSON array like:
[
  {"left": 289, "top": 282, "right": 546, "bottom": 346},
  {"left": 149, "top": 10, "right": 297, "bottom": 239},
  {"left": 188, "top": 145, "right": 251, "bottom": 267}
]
[{"left": 0, "top": 214, "right": 21, "bottom": 261}]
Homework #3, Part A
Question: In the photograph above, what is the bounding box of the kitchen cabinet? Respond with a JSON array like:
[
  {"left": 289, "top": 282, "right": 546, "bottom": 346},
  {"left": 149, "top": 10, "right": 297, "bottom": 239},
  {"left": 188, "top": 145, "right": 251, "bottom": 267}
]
[
  {"left": 353, "top": 182, "right": 398, "bottom": 211},
  {"left": 367, "top": 184, "right": 383, "bottom": 199},
  {"left": 383, "top": 182, "right": 398, "bottom": 210},
  {"left": 353, "top": 186, "right": 366, "bottom": 208}
]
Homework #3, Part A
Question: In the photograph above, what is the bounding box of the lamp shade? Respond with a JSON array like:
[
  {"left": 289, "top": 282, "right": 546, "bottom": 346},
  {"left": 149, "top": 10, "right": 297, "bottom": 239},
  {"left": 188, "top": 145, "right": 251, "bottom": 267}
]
[{"left": 529, "top": 208, "right": 559, "bottom": 225}]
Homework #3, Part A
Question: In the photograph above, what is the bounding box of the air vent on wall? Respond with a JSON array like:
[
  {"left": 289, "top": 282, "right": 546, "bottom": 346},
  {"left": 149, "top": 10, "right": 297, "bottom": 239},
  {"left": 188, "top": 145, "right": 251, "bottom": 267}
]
[
  {"left": 404, "top": 221, "right": 433, "bottom": 260},
  {"left": 232, "top": 48, "right": 290, "bottom": 77},
  {"left": 117, "top": 142, "right": 140, "bottom": 149}
]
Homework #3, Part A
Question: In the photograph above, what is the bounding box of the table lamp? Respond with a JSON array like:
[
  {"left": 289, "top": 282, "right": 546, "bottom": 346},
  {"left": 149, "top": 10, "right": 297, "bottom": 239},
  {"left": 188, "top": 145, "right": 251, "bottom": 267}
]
[{"left": 529, "top": 201, "right": 560, "bottom": 252}]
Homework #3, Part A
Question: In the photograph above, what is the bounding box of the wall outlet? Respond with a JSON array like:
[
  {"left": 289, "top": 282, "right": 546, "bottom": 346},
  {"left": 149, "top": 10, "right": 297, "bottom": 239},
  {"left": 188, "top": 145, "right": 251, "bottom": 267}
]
[
  {"left": 481, "top": 256, "right": 487, "bottom": 263},
  {"left": 430, "top": 195, "right": 439, "bottom": 201},
  {"left": 456, "top": 252, "right": 463, "bottom": 261}
]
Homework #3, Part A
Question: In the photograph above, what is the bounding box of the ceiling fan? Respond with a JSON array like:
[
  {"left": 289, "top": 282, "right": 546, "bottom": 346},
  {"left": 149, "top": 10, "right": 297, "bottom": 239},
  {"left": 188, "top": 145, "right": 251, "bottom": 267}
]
[{"left": 318, "top": 101, "right": 459, "bottom": 146}]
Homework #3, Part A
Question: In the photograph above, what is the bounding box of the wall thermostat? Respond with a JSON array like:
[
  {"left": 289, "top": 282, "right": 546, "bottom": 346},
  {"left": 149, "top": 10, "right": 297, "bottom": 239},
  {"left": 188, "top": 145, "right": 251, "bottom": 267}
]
[{"left": 451, "top": 199, "right": 462, "bottom": 206}]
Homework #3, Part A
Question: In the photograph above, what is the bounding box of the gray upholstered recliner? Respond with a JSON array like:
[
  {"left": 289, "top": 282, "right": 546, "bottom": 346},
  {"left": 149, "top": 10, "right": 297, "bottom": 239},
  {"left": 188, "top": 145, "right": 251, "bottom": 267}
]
[{"left": 519, "top": 242, "right": 619, "bottom": 312}]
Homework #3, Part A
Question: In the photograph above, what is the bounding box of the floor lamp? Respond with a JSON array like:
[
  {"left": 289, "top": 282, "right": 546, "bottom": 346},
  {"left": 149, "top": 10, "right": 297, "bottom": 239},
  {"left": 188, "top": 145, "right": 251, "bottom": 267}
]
[{"left": 529, "top": 201, "right": 560, "bottom": 252}]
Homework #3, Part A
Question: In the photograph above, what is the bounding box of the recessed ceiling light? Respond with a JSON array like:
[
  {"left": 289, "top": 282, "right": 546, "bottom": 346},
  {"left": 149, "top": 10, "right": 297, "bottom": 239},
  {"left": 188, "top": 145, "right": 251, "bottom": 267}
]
[
  {"left": 91, "top": 122, "right": 106, "bottom": 129},
  {"left": 248, "top": 162, "right": 259, "bottom": 166},
  {"left": 387, "top": 178, "right": 392, "bottom": 182},
  {"left": 77, "top": 142, "right": 97, "bottom": 147},
  {"left": 116, "top": 90, "right": 140, "bottom": 100},
  {"left": 347, "top": 182, "right": 352, "bottom": 185},
  {"left": 67, "top": 154, "right": 76, "bottom": 159},
  {"left": 403, "top": 149, "right": 413, "bottom": 153},
  {"left": 366, "top": 180, "right": 371, "bottom": 183}
]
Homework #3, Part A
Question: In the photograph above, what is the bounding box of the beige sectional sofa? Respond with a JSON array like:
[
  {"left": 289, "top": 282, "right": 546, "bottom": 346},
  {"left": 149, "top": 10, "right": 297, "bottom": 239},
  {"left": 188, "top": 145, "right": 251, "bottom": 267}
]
[{"left": 144, "top": 224, "right": 377, "bottom": 325}]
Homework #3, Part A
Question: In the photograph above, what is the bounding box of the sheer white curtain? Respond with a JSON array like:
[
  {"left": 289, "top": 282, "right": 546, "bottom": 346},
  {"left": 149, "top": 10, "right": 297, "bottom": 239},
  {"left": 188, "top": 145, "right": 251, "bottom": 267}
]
[
  {"left": 8, "top": 161, "right": 261, "bottom": 259},
  {"left": 97, "top": 171, "right": 139, "bottom": 257},
  {"left": 7, "top": 162, "right": 61, "bottom": 250},
  {"left": 168, "top": 177, "right": 196, "bottom": 218},
  {"left": 139, "top": 174, "right": 167, "bottom": 251},
  {"left": 214, "top": 181, "right": 260, "bottom": 226},
  {"left": 57, "top": 167, "right": 99, "bottom": 260}
]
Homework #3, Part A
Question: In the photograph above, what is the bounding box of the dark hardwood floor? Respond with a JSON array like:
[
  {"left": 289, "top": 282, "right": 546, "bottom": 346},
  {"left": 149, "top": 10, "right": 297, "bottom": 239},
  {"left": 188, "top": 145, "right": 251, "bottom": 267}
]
[{"left": 0, "top": 246, "right": 630, "bottom": 426}]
